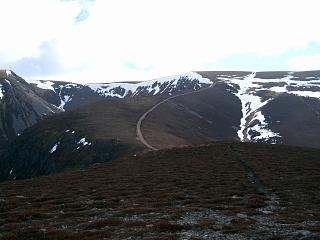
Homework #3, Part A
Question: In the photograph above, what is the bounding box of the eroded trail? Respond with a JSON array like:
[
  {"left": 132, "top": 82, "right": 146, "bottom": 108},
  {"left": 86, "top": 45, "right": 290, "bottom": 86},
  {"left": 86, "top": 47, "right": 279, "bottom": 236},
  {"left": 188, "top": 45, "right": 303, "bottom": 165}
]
[{"left": 136, "top": 82, "right": 220, "bottom": 150}]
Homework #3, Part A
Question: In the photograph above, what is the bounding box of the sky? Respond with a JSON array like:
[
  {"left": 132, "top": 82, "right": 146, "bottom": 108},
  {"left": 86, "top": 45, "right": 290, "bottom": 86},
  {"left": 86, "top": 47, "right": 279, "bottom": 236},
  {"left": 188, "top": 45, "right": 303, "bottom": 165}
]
[{"left": 0, "top": 0, "right": 320, "bottom": 83}]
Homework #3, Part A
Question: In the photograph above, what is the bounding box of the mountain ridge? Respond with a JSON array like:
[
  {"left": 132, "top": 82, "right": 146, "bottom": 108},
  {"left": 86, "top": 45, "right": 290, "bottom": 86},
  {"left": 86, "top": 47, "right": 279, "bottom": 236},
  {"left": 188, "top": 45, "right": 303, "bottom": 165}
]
[{"left": 1, "top": 69, "right": 320, "bottom": 181}]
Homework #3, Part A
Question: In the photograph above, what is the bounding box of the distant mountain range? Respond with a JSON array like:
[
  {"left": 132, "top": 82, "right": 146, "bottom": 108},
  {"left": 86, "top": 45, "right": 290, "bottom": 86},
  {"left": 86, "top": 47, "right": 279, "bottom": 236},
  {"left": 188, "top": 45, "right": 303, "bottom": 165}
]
[
  {"left": 28, "top": 72, "right": 212, "bottom": 111},
  {"left": 1, "top": 69, "right": 320, "bottom": 181}
]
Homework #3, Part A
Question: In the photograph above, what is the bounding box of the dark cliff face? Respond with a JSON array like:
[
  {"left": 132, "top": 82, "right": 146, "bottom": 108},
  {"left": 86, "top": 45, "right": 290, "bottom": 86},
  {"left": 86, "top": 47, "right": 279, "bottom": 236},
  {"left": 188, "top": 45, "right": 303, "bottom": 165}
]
[{"left": 0, "top": 70, "right": 60, "bottom": 152}]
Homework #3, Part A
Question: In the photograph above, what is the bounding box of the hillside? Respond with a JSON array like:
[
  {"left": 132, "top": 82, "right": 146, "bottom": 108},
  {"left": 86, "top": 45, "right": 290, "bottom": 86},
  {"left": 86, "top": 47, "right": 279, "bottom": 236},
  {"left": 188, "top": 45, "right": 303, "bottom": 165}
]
[
  {"left": 0, "top": 70, "right": 212, "bottom": 155},
  {"left": 2, "top": 70, "right": 320, "bottom": 180},
  {"left": 199, "top": 71, "right": 320, "bottom": 146},
  {"left": 2, "top": 69, "right": 320, "bottom": 151},
  {"left": 140, "top": 80, "right": 242, "bottom": 149},
  {"left": 0, "top": 96, "right": 164, "bottom": 181},
  {"left": 0, "top": 142, "right": 319, "bottom": 239},
  {"left": 0, "top": 70, "right": 60, "bottom": 152},
  {"left": 29, "top": 81, "right": 104, "bottom": 111},
  {"left": 29, "top": 70, "right": 320, "bottom": 148}
]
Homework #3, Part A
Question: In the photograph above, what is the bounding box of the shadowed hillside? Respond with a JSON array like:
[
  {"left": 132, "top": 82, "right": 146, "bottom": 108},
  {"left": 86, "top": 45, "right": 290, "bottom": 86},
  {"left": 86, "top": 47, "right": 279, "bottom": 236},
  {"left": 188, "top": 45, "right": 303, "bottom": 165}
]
[
  {"left": 0, "top": 70, "right": 60, "bottom": 152},
  {"left": 0, "top": 96, "right": 164, "bottom": 181},
  {"left": 142, "top": 81, "right": 242, "bottom": 148}
]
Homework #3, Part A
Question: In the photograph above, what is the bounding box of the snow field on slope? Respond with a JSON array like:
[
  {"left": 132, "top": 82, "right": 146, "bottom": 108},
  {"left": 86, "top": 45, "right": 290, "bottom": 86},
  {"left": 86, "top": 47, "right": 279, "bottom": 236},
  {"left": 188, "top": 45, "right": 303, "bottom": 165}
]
[
  {"left": 219, "top": 72, "right": 320, "bottom": 142},
  {"left": 29, "top": 80, "right": 55, "bottom": 91},
  {"left": 0, "top": 84, "right": 3, "bottom": 99}
]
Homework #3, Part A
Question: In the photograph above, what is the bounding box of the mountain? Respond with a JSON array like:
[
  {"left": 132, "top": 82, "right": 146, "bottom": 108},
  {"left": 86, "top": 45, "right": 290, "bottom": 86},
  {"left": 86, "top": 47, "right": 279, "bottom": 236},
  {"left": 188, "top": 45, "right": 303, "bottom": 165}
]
[
  {"left": 0, "top": 70, "right": 60, "bottom": 152},
  {"left": 199, "top": 70, "right": 320, "bottom": 147},
  {"left": 30, "top": 70, "right": 320, "bottom": 147},
  {"left": 1, "top": 70, "right": 320, "bottom": 181},
  {"left": 0, "top": 142, "right": 319, "bottom": 239},
  {"left": 0, "top": 71, "right": 212, "bottom": 152},
  {"left": 29, "top": 72, "right": 212, "bottom": 111},
  {"left": 29, "top": 80, "right": 104, "bottom": 111},
  {"left": 0, "top": 96, "right": 164, "bottom": 181}
]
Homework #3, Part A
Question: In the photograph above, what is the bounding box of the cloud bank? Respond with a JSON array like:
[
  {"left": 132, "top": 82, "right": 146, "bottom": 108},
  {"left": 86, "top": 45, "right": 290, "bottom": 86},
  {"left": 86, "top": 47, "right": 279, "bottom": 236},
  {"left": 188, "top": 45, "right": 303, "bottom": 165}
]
[{"left": 1, "top": 0, "right": 320, "bottom": 83}]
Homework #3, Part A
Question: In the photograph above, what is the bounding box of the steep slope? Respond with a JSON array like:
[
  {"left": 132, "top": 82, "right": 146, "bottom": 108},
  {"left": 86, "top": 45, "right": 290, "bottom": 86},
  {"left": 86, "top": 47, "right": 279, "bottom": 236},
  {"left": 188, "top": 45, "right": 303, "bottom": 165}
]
[
  {"left": 140, "top": 80, "right": 242, "bottom": 149},
  {"left": 0, "top": 142, "right": 319, "bottom": 239},
  {"left": 260, "top": 95, "right": 320, "bottom": 148},
  {"left": 199, "top": 71, "right": 320, "bottom": 146},
  {"left": 29, "top": 80, "right": 104, "bottom": 111},
  {"left": 0, "top": 70, "right": 60, "bottom": 152},
  {"left": 0, "top": 72, "right": 214, "bottom": 181},
  {"left": 0, "top": 96, "right": 163, "bottom": 181}
]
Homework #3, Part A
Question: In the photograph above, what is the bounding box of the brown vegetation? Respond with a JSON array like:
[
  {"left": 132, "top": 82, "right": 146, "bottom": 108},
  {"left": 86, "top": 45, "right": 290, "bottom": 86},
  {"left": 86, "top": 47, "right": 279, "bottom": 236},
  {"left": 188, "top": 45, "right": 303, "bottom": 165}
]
[{"left": 0, "top": 142, "right": 319, "bottom": 239}]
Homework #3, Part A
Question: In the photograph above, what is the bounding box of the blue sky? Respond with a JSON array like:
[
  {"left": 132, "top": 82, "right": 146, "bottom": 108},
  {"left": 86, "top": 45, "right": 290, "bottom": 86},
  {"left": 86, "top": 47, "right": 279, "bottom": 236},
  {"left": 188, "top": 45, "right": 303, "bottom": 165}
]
[{"left": 0, "top": 0, "right": 320, "bottom": 83}]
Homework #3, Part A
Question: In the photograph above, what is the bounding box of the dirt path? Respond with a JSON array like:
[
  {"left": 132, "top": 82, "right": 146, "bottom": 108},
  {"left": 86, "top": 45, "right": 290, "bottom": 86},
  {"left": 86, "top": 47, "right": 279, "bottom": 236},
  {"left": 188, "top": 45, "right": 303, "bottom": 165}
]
[{"left": 136, "top": 81, "right": 220, "bottom": 150}]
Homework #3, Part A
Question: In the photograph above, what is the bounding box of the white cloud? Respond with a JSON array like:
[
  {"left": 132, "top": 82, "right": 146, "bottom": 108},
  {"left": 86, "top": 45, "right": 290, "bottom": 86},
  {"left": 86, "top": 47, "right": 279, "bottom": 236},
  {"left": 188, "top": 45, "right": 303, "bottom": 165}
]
[
  {"left": 0, "top": 0, "right": 79, "bottom": 62},
  {"left": 1, "top": 0, "right": 320, "bottom": 82},
  {"left": 288, "top": 55, "right": 320, "bottom": 71}
]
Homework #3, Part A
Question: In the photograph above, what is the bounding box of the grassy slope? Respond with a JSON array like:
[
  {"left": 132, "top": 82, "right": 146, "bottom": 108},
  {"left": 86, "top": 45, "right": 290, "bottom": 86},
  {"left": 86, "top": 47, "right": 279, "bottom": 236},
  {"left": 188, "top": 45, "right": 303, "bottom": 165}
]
[
  {"left": 35, "top": 96, "right": 164, "bottom": 143},
  {"left": 262, "top": 95, "right": 320, "bottom": 148},
  {"left": 0, "top": 96, "right": 164, "bottom": 181},
  {"left": 142, "top": 82, "right": 242, "bottom": 149},
  {"left": 0, "top": 142, "right": 319, "bottom": 239}
]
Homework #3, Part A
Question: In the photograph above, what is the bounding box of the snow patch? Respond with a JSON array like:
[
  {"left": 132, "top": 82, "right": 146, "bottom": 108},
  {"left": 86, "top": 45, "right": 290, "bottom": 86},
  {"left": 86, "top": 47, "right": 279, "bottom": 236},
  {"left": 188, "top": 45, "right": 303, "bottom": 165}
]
[
  {"left": 0, "top": 84, "right": 4, "bottom": 99},
  {"left": 50, "top": 142, "right": 60, "bottom": 154},
  {"left": 269, "top": 86, "right": 287, "bottom": 93},
  {"left": 6, "top": 70, "right": 12, "bottom": 75},
  {"left": 64, "top": 84, "right": 78, "bottom": 88},
  {"left": 30, "top": 80, "right": 55, "bottom": 91},
  {"left": 290, "top": 90, "right": 320, "bottom": 99},
  {"left": 248, "top": 111, "right": 281, "bottom": 143},
  {"left": 220, "top": 73, "right": 272, "bottom": 141},
  {"left": 58, "top": 95, "right": 72, "bottom": 110},
  {"left": 219, "top": 72, "right": 320, "bottom": 142},
  {"left": 76, "top": 137, "right": 91, "bottom": 149},
  {"left": 5, "top": 79, "right": 11, "bottom": 85},
  {"left": 55, "top": 84, "right": 81, "bottom": 110}
]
